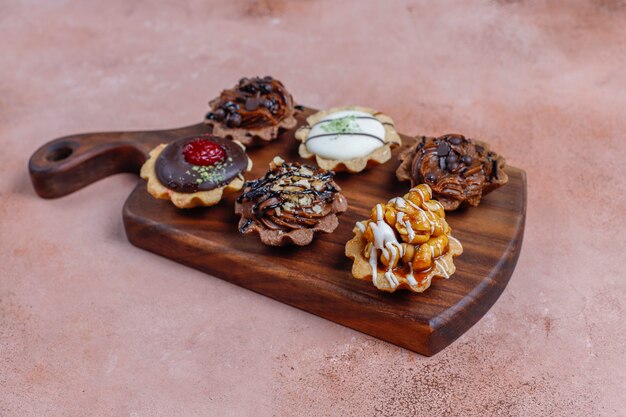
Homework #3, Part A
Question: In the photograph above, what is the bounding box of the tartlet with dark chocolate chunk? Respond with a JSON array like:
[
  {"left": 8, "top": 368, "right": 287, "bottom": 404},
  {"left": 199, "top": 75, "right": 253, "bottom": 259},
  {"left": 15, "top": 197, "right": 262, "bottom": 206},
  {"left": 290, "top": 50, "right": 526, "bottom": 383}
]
[
  {"left": 140, "top": 135, "right": 252, "bottom": 209},
  {"left": 235, "top": 157, "right": 348, "bottom": 246},
  {"left": 396, "top": 134, "right": 508, "bottom": 211},
  {"left": 205, "top": 76, "right": 297, "bottom": 146}
]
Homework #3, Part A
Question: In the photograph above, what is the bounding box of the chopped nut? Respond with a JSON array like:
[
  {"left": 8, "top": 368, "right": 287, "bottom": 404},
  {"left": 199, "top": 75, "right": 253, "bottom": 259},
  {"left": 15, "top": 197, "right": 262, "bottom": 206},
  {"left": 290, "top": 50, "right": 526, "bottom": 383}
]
[
  {"left": 312, "top": 204, "right": 323, "bottom": 214},
  {"left": 312, "top": 180, "right": 324, "bottom": 190},
  {"left": 293, "top": 179, "right": 311, "bottom": 188},
  {"left": 300, "top": 167, "right": 313, "bottom": 176},
  {"left": 272, "top": 156, "right": 285, "bottom": 167}
]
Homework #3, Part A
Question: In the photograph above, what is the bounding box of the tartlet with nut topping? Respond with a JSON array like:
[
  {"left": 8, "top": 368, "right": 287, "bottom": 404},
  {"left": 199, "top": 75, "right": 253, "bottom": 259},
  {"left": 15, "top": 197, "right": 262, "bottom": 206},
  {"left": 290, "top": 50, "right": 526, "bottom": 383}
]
[
  {"left": 345, "top": 184, "right": 463, "bottom": 293},
  {"left": 235, "top": 157, "right": 348, "bottom": 246}
]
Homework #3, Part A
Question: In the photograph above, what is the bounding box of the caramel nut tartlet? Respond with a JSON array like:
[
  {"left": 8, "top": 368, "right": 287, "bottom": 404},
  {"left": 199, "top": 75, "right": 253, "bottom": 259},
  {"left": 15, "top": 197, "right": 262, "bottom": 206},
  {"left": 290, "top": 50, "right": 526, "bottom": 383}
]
[
  {"left": 140, "top": 135, "right": 252, "bottom": 209},
  {"left": 205, "top": 76, "right": 297, "bottom": 146},
  {"left": 396, "top": 134, "right": 508, "bottom": 211},
  {"left": 235, "top": 157, "right": 348, "bottom": 246},
  {"left": 295, "top": 106, "right": 401, "bottom": 173},
  {"left": 345, "top": 184, "right": 463, "bottom": 293}
]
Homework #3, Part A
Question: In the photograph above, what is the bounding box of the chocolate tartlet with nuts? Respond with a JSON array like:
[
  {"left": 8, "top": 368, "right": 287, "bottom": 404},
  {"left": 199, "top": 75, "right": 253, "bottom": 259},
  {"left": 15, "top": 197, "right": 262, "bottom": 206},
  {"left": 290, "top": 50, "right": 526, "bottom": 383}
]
[
  {"left": 205, "top": 76, "right": 297, "bottom": 146},
  {"left": 396, "top": 134, "right": 508, "bottom": 211},
  {"left": 140, "top": 135, "right": 252, "bottom": 209},
  {"left": 235, "top": 157, "right": 348, "bottom": 246}
]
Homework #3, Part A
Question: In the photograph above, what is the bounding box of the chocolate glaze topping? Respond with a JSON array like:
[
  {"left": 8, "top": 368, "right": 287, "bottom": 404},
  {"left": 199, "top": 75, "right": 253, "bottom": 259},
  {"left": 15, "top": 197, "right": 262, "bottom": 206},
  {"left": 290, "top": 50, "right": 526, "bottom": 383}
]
[
  {"left": 403, "top": 134, "right": 506, "bottom": 209},
  {"left": 155, "top": 135, "right": 248, "bottom": 193},
  {"left": 206, "top": 76, "right": 294, "bottom": 130},
  {"left": 237, "top": 159, "right": 341, "bottom": 232}
]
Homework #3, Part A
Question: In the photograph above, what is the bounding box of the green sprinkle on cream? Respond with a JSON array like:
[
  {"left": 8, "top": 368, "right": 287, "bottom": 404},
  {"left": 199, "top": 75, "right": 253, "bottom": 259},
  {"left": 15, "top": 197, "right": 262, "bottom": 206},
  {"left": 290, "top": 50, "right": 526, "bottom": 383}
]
[{"left": 321, "top": 115, "right": 360, "bottom": 134}]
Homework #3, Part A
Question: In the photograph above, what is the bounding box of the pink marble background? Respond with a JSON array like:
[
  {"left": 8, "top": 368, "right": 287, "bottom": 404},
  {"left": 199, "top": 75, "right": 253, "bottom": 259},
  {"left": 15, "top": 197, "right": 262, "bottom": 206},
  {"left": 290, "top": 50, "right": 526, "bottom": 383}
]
[{"left": 1, "top": 1, "right": 625, "bottom": 415}]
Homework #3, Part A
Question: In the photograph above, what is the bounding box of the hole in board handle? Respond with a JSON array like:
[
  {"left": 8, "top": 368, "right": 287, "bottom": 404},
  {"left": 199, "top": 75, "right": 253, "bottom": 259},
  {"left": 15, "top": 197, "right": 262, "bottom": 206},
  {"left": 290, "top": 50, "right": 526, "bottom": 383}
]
[{"left": 46, "top": 143, "right": 74, "bottom": 162}]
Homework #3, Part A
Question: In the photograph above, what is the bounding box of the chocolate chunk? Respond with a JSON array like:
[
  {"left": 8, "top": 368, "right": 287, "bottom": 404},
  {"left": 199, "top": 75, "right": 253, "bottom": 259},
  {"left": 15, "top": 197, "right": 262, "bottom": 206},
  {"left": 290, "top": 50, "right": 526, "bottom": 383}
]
[
  {"left": 437, "top": 142, "right": 451, "bottom": 157},
  {"left": 213, "top": 108, "right": 226, "bottom": 120},
  {"left": 227, "top": 113, "right": 242, "bottom": 127},
  {"left": 426, "top": 173, "right": 437, "bottom": 182},
  {"left": 492, "top": 159, "right": 498, "bottom": 178},
  {"left": 475, "top": 145, "right": 484, "bottom": 154},
  {"left": 260, "top": 83, "right": 273, "bottom": 94},
  {"left": 439, "top": 157, "right": 447, "bottom": 170},
  {"left": 449, "top": 136, "right": 463, "bottom": 145},
  {"left": 446, "top": 154, "right": 458, "bottom": 166},
  {"left": 448, "top": 161, "right": 459, "bottom": 172},
  {"left": 461, "top": 155, "right": 473, "bottom": 165},
  {"left": 245, "top": 97, "right": 259, "bottom": 111}
]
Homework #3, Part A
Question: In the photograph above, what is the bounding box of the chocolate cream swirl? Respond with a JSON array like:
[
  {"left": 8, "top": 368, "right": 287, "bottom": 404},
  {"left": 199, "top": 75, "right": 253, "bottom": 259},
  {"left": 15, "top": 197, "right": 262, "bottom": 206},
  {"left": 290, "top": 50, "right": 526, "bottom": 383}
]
[
  {"left": 206, "top": 76, "right": 294, "bottom": 130},
  {"left": 237, "top": 159, "right": 343, "bottom": 232},
  {"left": 398, "top": 134, "right": 507, "bottom": 210}
]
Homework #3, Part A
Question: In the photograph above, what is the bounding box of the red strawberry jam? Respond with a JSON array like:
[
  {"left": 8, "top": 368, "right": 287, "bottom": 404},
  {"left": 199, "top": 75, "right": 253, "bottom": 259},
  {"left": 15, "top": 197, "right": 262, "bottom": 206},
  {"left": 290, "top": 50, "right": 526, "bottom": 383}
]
[{"left": 182, "top": 138, "right": 226, "bottom": 166}]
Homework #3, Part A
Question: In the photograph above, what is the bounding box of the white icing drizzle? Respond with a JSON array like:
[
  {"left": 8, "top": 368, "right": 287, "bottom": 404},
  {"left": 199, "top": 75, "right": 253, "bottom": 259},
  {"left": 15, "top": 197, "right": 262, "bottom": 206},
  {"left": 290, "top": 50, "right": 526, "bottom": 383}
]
[
  {"left": 435, "top": 259, "right": 450, "bottom": 278},
  {"left": 383, "top": 242, "right": 400, "bottom": 288},
  {"left": 364, "top": 186, "right": 454, "bottom": 289},
  {"left": 448, "top": 235, "right": 462, "bottom": 249},
  {"left": 369, "top": 246, "right": 379, "bottom": 285},
  {"left": 366, "top": 203, "right": 405, "bottom": 289},
  {"left": 395, "top": 211, "right": 416, "bottom": 243},
  {"left": 389, "top": 197, "right": 405, "bottom": 208},
  {"left": 406, "top": 263, "right": 418, "bottom": 286},
  {"left": 390, "top": 192, "right": 437, "bottom": 236},
  {"left": 414, "top": 187, "right": 426, "bottom": 204},
  {"left": 438, "top": 257, "right": 450, "bottom": 271}
]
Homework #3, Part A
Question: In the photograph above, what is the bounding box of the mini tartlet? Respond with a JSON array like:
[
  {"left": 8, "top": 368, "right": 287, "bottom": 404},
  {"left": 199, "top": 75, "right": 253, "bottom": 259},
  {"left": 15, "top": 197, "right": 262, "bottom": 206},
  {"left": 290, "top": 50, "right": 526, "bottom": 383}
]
[
  {"left": 204, "top": 76, "right": 297, "bottom": 146},
  {"left": 396, "top": 134, "right": 508, "bottom": 211},
  {"left": 235, "top": 157, "right": 348, "bottom": 246},
  {"left": 345, "top": 184, "right": 463, "bottom": 293},
  {"left": 295, "top": 106, "right": 401, "bottom": 173},
  {"left": 140, "top": 135, "right": 252, "bottom": 209}
]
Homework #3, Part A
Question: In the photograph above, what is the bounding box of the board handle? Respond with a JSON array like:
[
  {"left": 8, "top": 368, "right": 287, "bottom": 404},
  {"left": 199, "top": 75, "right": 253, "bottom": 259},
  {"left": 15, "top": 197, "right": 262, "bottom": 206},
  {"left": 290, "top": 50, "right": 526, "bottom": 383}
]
[{"left": 28, "top": 123, "right": 211, "bottom": 199}]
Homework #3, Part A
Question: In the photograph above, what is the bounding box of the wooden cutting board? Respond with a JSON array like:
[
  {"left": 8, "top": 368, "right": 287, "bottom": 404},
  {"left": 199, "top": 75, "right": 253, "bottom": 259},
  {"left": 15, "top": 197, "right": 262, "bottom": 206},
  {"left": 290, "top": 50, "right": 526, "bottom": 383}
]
[{"left": 29, "top": 107, "right": 526, "bottom": 356}]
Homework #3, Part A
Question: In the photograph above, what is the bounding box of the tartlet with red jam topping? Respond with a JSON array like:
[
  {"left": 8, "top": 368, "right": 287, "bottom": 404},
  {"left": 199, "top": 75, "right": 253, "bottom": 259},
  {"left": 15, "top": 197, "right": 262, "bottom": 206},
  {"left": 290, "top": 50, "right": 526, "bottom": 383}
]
[
  {"left": 235, "top": 157, "right": 348, "bottom": 246},
  {"left": 396, "top": 134, "right": 508, "bottom": 211},
  {"left": 140, "top": 135, "right": 252, "bottom": 209},
  {"left": 205, "top": 76, "right": 297, "bottom": 146}
]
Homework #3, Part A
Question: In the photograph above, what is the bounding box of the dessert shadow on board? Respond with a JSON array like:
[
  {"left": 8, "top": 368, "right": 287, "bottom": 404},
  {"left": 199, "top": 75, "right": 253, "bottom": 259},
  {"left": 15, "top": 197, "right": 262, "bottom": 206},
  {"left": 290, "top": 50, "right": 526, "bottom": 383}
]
[{"left": 28, "top": 105, "right": 525, "bottom": 356}]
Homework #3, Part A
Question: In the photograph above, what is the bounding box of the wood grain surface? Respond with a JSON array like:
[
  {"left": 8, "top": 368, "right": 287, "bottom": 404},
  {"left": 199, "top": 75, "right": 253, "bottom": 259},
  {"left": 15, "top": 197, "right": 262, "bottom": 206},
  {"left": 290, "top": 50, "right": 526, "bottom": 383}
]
[{"left": 29, "top": 108, "right": 526, "bottom": 356}]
